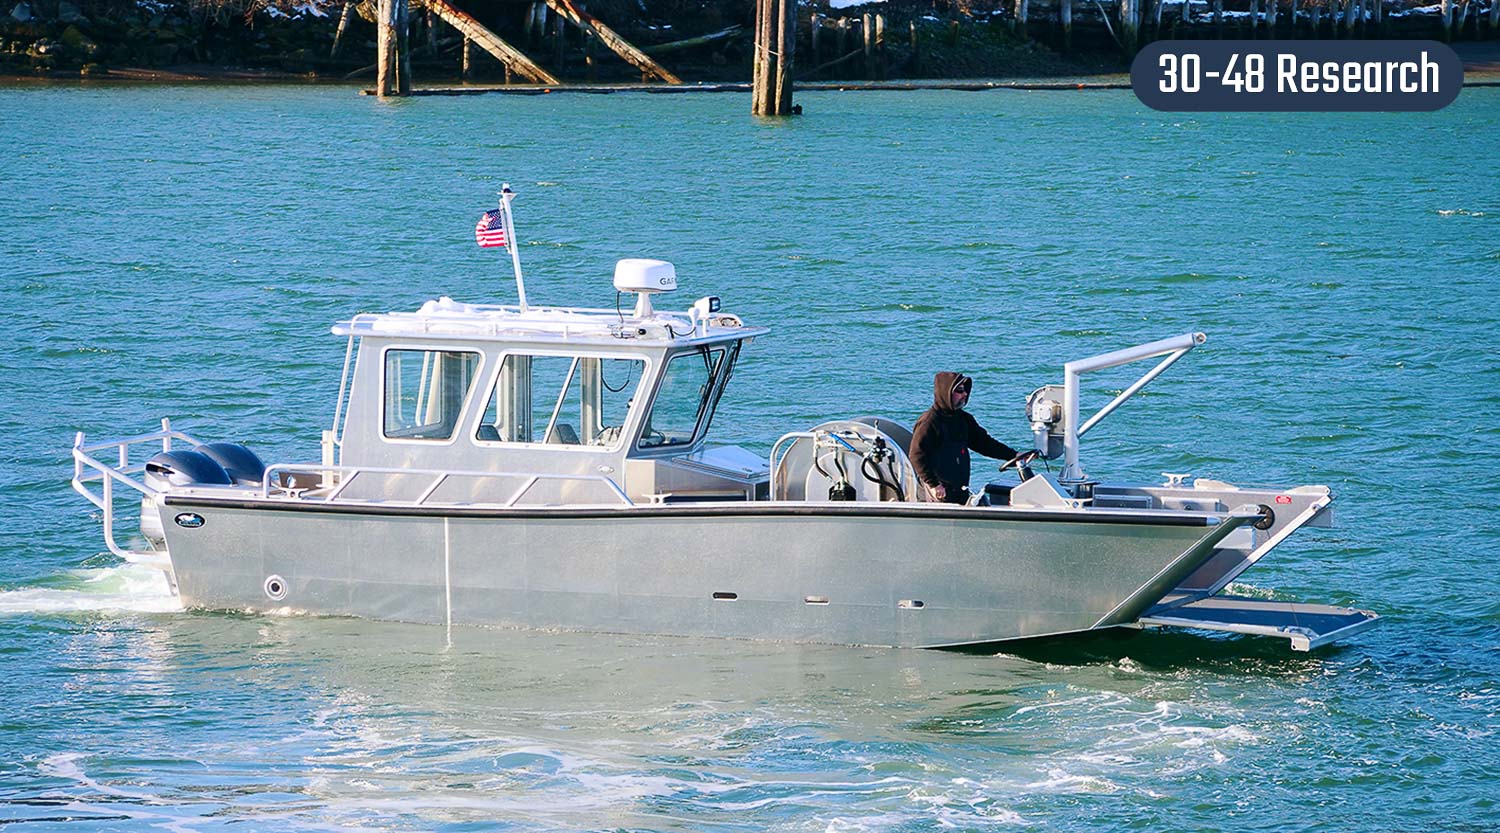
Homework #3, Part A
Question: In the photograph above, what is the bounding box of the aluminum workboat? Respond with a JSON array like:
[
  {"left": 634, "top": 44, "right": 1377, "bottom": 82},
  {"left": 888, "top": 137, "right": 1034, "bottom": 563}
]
[{"left": 70, "top": 200, "right": 1378, "bottom": 651}]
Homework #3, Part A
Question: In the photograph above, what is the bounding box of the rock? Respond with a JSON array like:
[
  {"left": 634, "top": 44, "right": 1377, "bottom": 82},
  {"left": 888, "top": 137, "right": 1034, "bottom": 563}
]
[
  {"left": 60, "top": 24, "right": 98, "bottom": 56},
  {"left": 10, "top": 2, "right": 29, "bottom": 22},
  {"left": 57, "top": 0, "right": 86, "bottom": 23}
]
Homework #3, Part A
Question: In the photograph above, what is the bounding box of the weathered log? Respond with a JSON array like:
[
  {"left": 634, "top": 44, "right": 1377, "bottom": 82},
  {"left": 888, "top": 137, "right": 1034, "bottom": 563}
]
[
  {"left": 799, "top": 45, "right": 861, "bottom": 77},
  {"left": 643, "top": 25, "right": 744, "bottom": 55},
  {"left": 331, "top": 1, "right": 354, "bottom": 57},
  {"left": 427, "top": 0, "right": 558, "bottom": 84},
  {"left": 544, "top": 0, "right": 682, "bottom": 83}
]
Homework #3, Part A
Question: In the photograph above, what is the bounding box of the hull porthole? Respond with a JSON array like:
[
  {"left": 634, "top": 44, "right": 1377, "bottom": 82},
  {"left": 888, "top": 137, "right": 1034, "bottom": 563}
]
[{"left": 263, "top": 575, "right": 288, "bottom": 601}]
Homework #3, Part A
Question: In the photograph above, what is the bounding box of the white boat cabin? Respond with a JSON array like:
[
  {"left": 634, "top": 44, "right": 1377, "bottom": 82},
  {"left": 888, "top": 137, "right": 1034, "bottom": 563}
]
[{"left": 328, "top": 261, "right": 772, "bottom": 506}]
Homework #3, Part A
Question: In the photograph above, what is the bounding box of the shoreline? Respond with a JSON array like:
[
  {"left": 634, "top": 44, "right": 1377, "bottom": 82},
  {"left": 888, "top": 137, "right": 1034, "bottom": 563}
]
[{"left": 4, "top": 38, "right": 1498, "bottom": 88}]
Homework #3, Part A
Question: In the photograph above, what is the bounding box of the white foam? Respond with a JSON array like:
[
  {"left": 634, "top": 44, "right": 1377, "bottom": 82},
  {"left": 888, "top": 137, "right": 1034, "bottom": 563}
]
[{"left": 0, "top": 565, "right": 182, "bottom": 614}]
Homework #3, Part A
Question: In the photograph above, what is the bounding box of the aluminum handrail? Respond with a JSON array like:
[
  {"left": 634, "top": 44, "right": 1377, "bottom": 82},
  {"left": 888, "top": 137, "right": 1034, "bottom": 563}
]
[
  {"left": 259, "top": 462, "right": 634, "bottom": 508},
  {"left": 70, "top": 417, "right": 199, "bottom": 567}
]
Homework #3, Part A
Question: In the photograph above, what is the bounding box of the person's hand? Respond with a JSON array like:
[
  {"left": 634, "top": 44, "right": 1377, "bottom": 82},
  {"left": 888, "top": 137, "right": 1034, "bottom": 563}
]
[{"left": 928, "top": 484, "right": 946, "bottom": 501}]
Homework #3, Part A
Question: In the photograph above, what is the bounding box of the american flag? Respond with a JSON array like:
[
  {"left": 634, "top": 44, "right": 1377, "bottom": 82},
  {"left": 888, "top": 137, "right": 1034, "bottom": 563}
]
[{"left": 475, "top": 208, "right": 508, "bottom": 248}]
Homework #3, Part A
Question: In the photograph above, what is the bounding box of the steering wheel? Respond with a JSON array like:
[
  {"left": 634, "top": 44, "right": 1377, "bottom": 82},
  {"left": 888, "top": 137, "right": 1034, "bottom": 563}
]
[
  {"left": 639, "top": 430, "right": 668, "bottom": 447},
  {"left": 998, "top": 450, "right": 1040, "bottom": 481}
]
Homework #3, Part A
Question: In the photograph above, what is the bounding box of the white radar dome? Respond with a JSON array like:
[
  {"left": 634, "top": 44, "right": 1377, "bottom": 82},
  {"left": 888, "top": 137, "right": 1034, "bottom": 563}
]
[{"left": 613, "top": 259, "right": 678, "bottom": 294}]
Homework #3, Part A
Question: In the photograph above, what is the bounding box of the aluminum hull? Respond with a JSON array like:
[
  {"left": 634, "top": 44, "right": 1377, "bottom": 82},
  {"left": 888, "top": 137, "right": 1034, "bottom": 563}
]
[{"left": 158, "top": 498, "right": 1244, "bottom": 648}]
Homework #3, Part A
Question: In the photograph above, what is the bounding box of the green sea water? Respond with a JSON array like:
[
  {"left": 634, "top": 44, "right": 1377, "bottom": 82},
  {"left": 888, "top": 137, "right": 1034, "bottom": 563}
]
[{"left": 1, "top": 84, "right": 1497, "bottom": 831}]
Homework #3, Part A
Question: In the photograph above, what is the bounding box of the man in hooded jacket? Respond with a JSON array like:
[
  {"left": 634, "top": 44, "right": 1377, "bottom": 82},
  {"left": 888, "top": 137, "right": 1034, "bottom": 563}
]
[{"left": 909, "top": 372, "right": 1019, "bottom": 504}]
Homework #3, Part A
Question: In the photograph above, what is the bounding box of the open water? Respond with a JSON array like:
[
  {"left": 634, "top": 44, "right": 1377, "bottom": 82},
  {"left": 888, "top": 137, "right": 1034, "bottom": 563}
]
[{"left": 1, "top": 83, "right": 1497, "bottom": 831}]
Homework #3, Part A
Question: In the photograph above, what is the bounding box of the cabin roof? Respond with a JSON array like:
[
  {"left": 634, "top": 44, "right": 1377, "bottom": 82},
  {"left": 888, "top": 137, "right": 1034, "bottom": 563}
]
[{"left": 332, "top": 297, "right": 767, "bottom": 348}]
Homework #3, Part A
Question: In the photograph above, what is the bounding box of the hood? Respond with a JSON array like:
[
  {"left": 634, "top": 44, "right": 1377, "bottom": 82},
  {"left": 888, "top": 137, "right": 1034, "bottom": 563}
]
[{"left": 932, "top": 372, "right": 971, "bottom": 413}]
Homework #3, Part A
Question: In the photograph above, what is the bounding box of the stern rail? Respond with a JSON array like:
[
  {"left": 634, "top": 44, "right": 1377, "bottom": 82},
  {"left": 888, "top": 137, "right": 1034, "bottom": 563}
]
[{"left": 71, "top": 417, "right": 202, "bottom": 567}]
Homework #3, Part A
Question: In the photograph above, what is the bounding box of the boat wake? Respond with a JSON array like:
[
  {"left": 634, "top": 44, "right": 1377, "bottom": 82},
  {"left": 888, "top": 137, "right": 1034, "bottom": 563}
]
[{"left": 0, "top": 564, "right": 181, "bottom": 615}]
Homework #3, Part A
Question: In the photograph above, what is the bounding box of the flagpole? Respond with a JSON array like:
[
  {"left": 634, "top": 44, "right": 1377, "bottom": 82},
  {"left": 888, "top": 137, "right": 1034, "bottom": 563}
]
[{"left": 499, "top": 183, "right": 528, "bottom": 312}]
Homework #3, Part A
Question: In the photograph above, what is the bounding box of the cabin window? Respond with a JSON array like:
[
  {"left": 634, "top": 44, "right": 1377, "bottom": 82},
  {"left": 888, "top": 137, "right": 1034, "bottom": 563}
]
[
  {"left": 638, "top": 347, "right": 728, "bottom": 449},
  {"left": 383, "top": 349, "right": 481, "bottom": 440},
  {"left": 476, "top": 353, "right": 645, "bottom": 447}
]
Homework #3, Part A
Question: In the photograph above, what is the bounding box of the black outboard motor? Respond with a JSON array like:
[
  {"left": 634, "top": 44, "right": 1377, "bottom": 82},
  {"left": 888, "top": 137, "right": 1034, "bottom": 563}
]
[
  {"left": 143, "top": 450, "right": 233, "bottom": 490},
  {"left": 195, "top": 442, "right": 267, "bottom": 486},
  {"left": 140, "top": 450, "right": 233, "bottom": 543}
]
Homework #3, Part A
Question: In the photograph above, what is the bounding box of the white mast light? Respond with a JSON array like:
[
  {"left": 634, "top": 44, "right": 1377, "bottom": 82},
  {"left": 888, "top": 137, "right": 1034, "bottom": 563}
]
[{"left": 613, "top": 259, "right": 677, "bottom": 318}]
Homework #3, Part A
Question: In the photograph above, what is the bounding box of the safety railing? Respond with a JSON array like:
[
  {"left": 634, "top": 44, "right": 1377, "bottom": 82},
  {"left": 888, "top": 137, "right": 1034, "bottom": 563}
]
[
  {"left": 260, "top": 463, "right": 634, "bottom": 508},
  {"left": 71, "top": 417, "right": 202, "bottom": 566}
]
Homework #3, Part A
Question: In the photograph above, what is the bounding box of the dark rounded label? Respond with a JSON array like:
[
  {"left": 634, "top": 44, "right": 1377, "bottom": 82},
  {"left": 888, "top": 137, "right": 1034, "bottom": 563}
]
[
  {"left": 174, "top": 512, "right": 206, "bottom": 529},
  {"left": 1132, "top": 40, "right": 1463, "bottom": 112}
]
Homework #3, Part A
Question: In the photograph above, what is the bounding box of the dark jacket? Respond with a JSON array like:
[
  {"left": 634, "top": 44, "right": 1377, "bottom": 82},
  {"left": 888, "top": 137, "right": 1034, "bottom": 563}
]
[{"left": 910, "top": 372, "right": 1017, "bottom": 501}]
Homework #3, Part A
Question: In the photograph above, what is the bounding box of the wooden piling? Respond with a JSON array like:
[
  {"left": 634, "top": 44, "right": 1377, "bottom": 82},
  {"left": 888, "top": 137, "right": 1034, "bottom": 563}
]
[
  {"left": 1014, "top": 0, "right": 1028, "bottom": 37},
  {"left": 1060, "top": 0, "right": 1072, "bottom": 51},
  {"left": 1212, "top": 0, "right": 1223, "bottom": 37},
  {"left": 376, "top": 0, "right": 411, "bottom": 97},
  {"left": 1489, "top": 0, "right": 1498, "bottom": 37},
  {"left": 908, "top": 20, "right": 919, "bottom": 74},
  {"left": 751, "top": 0, "right": 795, "bottom": 115},
  {"left": 811, "top": 14, "right": 822, "bottom": 71},
  {"left": 837, "top": 17, "right": 849, "bottom": 62},
  {"left": 862, "top": 12, "right": 873, "bottom": 79},
  {"left": 773, "top": 0, "right": 794, "bottom": 109},
  {"left": 461, "top": 35, "right": 472, "bottom": 78},
  {"left": 1267, "top": 0, "right": 1277, "bottom": 35},
  {"left": 874, "top": 14, "right": 885, "bottom": 79},
  {"left": 1120, "top": 0, "right": 1138, "bottom": 52},
  {"left": 752, "top": 0, "right": 770, "bottom": 110}
]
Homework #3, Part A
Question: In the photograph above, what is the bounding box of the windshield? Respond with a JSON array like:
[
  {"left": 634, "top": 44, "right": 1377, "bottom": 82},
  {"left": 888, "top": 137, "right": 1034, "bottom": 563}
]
[
  {"left": 638, "top": 347, "right": 729, "bottom": 450},
  {"left": 476, "top": 353, "right": 645, "bottom": 447}
]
